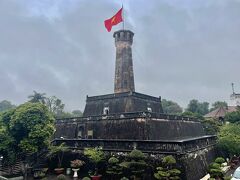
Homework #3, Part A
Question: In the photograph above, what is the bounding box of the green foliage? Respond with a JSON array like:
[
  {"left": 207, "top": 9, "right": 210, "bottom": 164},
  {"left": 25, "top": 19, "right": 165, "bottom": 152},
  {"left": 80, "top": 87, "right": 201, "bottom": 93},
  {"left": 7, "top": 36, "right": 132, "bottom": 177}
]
[
  {"left": 82, "top": 177, "right": 91, "bottom": 180},
  {"left": 128, "top": 149, "right": 146, "bottom": 160},
  {"left": 214, "top": 157, "right": 225, "bottom": 164},
  {"left": 154, "top": 156, "right": 181, "bottom": 180},
  {"left": 0, "top": 100, "right": 16, "bottom": 112},
  {"left": 108, "top": 157, "right": 119, "bottom": 164},
  {"left": 0, "top": 125, "right": 16, "bottom": 166},
  {"left": 210, "top": 101, "right": 228, "bottom": 111},
  {"left": 218, "top": 123, "right": 240, "bottom": 156},
  {"left": 57, "top": 174, "right": 67, "bottom": 180},
  {"left": 225, "top": 110, "right": 240, "bottom": 123},
  {"left": 72, "top": 110, "right": 83, "bottom": 117},
  {"left": 0, "top": 102, "right": 55, "bottom": 169},
  {"left": 120, "top": 177, "right": 129, "bottom": 180},
  {"left": 224, "top": 176, "right": 232, "bottom": 180},
  {"left": 28, "top": 91, "right": 46, "bottom": 104},
  {"left": 84, "top": 147, "right": 105, "bottom": 175},
  {"left": 106, "top": 156, "right": 123, "bottom": 178},
  {"left": 47, "top": 143, "right": 68, "bottom": 168},
  {"left": 154, "top": 170, "right": 170, "bottom": 179},
  {"left": 84, "top": 147, "right": 105, "bottom": 164},
  {"left": 162, "top": 155, "right": 176, "bottom": 165},
  {"left": 208, "top": 158, "right": 224, "bottom": 178},
  {"left": 28, "top": 91, "right": 77, "bottom": 119},
  {"left": 45, "top": 96, "right": 65, "bottom": 118},
  {"left": 209, "top": 162, "right": 221, "bottom": 169},
  {"left": 120, "top": 149, "right": 147, "bottom": 179},
  {"left": 162, "top": 99, "right": 183, "bottom": 114},
  {"left": 201, "top": 118, "right": 222, "bottom": 135},
  {"left": 186, "top": 99, "right": 209, "bottom": 115},
  {"left": 181, "top": 111, "right": 204, "bottom": 120},
  {"left": 168, "top": 169, "right": 181, "bottom": 176},
  {"left": 9, "top": 102, "right": 55, "bottom": 153}
]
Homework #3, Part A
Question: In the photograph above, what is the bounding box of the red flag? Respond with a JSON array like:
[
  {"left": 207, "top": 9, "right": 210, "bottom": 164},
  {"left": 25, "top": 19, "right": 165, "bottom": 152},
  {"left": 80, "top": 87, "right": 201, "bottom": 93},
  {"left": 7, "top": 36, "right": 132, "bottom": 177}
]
[{"left": 104, "top": 8, "right": 123, "bottom": 32}]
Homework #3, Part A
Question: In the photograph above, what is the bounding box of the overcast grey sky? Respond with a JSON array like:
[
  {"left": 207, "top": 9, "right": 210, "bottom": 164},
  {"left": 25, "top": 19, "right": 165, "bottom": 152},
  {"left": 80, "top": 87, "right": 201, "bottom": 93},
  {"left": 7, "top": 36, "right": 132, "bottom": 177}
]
[{"left": 0, "top": 0, "right": 240, "bottom": 111}]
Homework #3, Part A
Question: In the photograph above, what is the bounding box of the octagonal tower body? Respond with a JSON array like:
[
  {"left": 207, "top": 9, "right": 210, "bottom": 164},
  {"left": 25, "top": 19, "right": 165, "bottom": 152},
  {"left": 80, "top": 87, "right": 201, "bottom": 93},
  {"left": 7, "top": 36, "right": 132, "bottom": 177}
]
[{"left": 114, "top": 30, "right": 135, "bottom": 93}]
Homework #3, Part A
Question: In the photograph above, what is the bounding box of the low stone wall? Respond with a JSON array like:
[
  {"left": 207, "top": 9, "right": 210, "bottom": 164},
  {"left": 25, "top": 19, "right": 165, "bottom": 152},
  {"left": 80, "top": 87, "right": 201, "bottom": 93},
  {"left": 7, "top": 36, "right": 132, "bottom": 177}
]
[{"left": 180, "top": 146, "right": 217, "bottom": 180}]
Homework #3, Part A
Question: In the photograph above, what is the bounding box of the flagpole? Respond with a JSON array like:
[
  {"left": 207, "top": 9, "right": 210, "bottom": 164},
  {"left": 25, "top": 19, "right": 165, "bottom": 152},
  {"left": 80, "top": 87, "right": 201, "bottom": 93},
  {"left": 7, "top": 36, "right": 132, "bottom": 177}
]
[{"left": 122, "top": 4, "right": 124, "bottom": 30}]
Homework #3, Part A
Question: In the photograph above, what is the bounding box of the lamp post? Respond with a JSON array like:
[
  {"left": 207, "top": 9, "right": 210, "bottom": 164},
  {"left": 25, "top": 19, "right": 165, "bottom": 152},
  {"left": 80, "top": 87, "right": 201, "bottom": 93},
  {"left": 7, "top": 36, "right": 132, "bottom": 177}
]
[{"left": 0, "top": 155, "right": 3, "bottom": 176}]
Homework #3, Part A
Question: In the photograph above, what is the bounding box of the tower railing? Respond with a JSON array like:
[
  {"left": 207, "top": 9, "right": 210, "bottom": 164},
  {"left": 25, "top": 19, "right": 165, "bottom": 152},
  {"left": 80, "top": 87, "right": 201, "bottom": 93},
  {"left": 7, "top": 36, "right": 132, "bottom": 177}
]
[{"left": 56, "top": 111, "right": 199, "bottom": 124}]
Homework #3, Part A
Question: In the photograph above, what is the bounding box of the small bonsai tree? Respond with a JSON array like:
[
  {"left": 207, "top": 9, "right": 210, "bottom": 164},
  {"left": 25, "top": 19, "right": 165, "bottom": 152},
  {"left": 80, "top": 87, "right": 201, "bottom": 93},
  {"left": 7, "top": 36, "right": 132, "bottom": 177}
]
[
  {"left": 47, "top": 143, "right": 68, "bottom": 169},
  {"left": 154, "top": 155, "right": 181, "bottom": 180},
  {"left": 57, "top": 174, "right": 67, "bottom": 180},
  {"left": 70, "top": 159, "right": 85, "bottom": 169},
  {"left": 82, "top": 177, "right": 91, "bottom": 180},
  {"left": 84, "top": 147, "right": 105, "bottom": 176},
  {"left": 208, "top": 157, "right": 225, "bottom": 179},
  {"left": 106, "top": 156, "right": 123, "bottom": 180},
  {"left": 120, "top": 149, "right": 148, "bottom": 180},
  {"left": 215, "top": 157, "right": 225, "bottom": 165}
]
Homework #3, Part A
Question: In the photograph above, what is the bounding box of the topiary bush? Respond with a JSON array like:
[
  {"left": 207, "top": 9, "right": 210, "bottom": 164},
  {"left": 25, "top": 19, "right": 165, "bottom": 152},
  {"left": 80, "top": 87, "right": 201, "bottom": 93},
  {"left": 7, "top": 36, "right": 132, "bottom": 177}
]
[
  {"left": 215, "top": 157, "right": 225, "bottom": 164},
  {"left": 106, "top": 156, "right": 123, "bottom": 180},
  {"left": 208, "top": 161, "right": 223, "bottom": 179},
  {"left": 154, "top": 156, "right": 181, "bottom": 180},
  {"left": 57, "top": 174, "right": 67, "bottom": 180},
  {"left": 82, "top": 177, "right": 91, "bottom": 180},
  {"left": 120, "top": 149, "right": 148, "bottom": 180}
]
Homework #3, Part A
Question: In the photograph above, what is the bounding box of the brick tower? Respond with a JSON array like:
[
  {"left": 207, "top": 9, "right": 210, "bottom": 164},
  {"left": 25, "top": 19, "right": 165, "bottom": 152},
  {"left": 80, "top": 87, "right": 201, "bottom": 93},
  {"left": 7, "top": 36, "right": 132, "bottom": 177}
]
[{"left": 114, "top": 30, "right": 135, "bottom": 93}]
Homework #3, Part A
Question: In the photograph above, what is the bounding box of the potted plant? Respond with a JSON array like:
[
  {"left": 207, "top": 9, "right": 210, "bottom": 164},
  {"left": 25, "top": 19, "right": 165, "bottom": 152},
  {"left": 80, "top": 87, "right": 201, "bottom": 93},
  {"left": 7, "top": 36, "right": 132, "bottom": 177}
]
[
  {"left": 47, "top": 143, "right": 68, "bottom": 174},
  {"left": 106, "top": 157, "right": 123, "bottom": 180},
  {"left": 119, "top": 149, "right": 148, "bottom": 180},
  {"left": 70, "top": 159, "right": 85, "bottom": 178},
  {"left": 84, "top": 147, "right": 105, "bottom": 180}
]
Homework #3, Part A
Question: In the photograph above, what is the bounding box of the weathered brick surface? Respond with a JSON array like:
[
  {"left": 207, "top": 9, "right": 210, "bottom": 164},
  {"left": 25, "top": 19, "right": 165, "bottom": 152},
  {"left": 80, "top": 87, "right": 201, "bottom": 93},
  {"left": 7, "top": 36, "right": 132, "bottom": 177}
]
[{"left": 114, "top": 30, "right": 135, "bottom": 93}]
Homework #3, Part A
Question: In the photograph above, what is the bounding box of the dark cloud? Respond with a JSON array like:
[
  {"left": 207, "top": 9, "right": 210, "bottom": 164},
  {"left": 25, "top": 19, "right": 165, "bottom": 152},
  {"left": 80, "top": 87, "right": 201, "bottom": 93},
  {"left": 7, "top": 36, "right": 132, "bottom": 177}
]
[{"left": 0, "top": 0, "right": 240, "bottom": 111}]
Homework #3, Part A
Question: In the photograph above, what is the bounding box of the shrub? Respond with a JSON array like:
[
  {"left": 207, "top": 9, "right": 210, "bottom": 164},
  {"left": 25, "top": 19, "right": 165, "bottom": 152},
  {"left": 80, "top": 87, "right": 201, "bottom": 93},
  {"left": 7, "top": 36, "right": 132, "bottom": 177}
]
[
  {"left": 82, "top": 177, "right": 91, "bottom": 180},
  {"left": 208, "top": 162, "right": 223, "bottom": 178},
  {"left": 215, "top": 157, "right": 225, "bottom": 164},
  {"left": 162, "top": 155, "right": 176, "bottom": 165},
  {"left": 128, "top": 149, "right": 146, "bottom": 160},
  {"left": 108, "top": 157, "right": 119, "bottom": 164},
  {"left": 120, "top": 177, "right": 129, "bottom": 180},
  {"left": 57, "top": 174, "right": 67, "bottom": 180},
  {"left": 209, "top": 162, "right": 221, "bottom": 169}
]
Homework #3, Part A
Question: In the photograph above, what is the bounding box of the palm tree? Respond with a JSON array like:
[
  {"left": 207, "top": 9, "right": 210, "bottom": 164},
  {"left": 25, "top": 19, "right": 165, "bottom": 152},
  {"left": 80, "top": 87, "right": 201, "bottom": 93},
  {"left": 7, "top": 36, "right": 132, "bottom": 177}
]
[{"left": 28, "top": 91, "right": 46, "bottom": 104}]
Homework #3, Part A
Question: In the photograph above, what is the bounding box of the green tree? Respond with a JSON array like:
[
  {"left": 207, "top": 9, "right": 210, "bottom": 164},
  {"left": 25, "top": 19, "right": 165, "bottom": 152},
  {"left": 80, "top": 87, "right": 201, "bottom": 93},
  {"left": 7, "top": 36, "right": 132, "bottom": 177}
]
[
  {"left": 9, "top": 102, "right": 55, "bottom": 153},
  {"left": 0, "top": 123, "right": 16, "bottom": 169},
  {"left": 186, "top": 99, "right": 209, "bottom": 115},
  {"left": 72, "top": 110, "right": 83, "bottom": 117},
  {"left": 201, "top": 118, "right": 221, "bottom": 135},
  {"left": 106, "top": 157, "right": 123, "bottom": 180},
  {"left": 210, "top": 101, "right": 228, "bottom": 111},
  {"left": 0, "top": 100, "right": 16, "bottom": 112},
  {"left": 162, "top": 99, "right": 183, "bottom": 114},
  {"left": 120, "top": 149, "right": 148, "bottom": 180},
  {"left": 224, "top": 110, "right": 240, "bottom": 123},
  {"left": 28, "top": 90, "right": 47, "bottom": 104},
  {"left": 45, "top": 96, "right": 65, "bottom": 118},
  {"left": 154, "top": 155, "right": 181, "bottom": 180},
  {"left": 218, "top": 123, "right": 240, "bottom": 156},
  {"left": 84, "top": 147, "right": 105, "bottom": 175},
  {"left": 181, "top": 111, "right": 204, "bottom": 120},
  {"left": 47, "top": 143, "right": 69, "bottom": 168}
]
